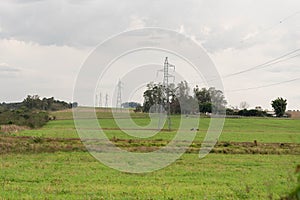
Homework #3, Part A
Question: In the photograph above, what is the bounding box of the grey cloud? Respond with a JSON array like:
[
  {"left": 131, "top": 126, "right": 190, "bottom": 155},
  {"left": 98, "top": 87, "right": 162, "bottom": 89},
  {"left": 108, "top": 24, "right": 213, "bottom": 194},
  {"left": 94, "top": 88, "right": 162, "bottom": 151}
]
[
  {"left": 12, "top": 0, "right": 45, "bottom": 4},
  {"left": 0, "top": 0, "right": 299, "bottom": 53}
]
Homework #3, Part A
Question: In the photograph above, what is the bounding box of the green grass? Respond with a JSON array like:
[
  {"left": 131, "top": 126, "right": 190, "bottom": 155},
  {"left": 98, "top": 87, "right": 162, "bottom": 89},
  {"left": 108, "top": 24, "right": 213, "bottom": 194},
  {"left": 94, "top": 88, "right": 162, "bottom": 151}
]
[
  {"left": 1, "top": 110, "right": 300, "bottom": 199},
  {"left": 16, "top": 116, "right": 300, "bottom": 143},
  {"left": 51, "top": 108, "right": 149, "bottom": 120},
  {"left": 0, "top": 152, "right": 298, "bottom": 199}
]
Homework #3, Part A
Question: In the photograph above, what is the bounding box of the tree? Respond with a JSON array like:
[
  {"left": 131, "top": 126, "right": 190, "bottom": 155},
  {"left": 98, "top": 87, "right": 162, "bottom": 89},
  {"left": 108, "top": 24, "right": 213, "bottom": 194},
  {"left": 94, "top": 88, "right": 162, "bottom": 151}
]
[
  {"left": 142, "top": 83, "right": 165, "bottom": 112},
  {"left": 173, "top": 81, "right": 197, "bottom": 114},
  {"left": 194, "top": 86, "right": 227, "bottom": 113},
  {"left": 239, "top": 101, "right": 249, "bottom": 109},
  {"left": 271, "top": 97, "right": 287, "bottom": 117},
  {"left": 143, "top": 81, "right": 197, "bottom": 114}
]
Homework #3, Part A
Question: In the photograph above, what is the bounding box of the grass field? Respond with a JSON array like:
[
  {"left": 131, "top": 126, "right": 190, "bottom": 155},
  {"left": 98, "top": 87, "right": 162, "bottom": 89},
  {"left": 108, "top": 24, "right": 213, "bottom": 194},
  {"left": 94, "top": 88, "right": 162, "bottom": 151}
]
[
  {"left": 1, "top": 109, "right": 300, "bottom": 199},
  {"left": 1, "top": 153, "right": 298, "bottom": 199},
  {"left": 17, "top": 116, "right": 300, "bottom": 143}
]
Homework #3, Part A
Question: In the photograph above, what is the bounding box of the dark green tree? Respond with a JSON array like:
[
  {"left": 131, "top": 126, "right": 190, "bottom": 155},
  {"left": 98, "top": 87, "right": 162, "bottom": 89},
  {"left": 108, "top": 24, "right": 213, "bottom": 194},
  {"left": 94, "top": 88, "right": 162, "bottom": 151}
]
[
  {"left": 142, "top": 83, "right": 165, "bottom": 112},
  {"left": 271, "top": 97, "right": 287, "bottom": 117},
  {"left": 194, "top": 86, "right": 227, "bottom": 113},
  {"left": 173, "top": 81, "right": 197, "bottom": 114}
]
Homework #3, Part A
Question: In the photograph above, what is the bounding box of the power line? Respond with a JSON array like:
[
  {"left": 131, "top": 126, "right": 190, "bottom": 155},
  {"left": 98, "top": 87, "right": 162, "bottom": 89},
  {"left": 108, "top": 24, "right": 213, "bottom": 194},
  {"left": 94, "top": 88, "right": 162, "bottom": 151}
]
[
  {"left": 238, "top": 10, "right": 300, "bottom": 46},
  {"left": 226, "top": 77, "right": 300, "bottom": 93},
  {"left": 223, "top": 49, "right": 300, "bottom": 78},
  {"left": 188, "top": 48, "right": 300, "bottom": 86}
]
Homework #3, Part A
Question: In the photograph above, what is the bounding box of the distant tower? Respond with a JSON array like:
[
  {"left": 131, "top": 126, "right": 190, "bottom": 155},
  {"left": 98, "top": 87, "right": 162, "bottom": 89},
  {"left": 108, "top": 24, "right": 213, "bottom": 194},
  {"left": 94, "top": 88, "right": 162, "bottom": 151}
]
[
  {"left": 99, "top": 93, "right": 102, "bottom": 107},
  {"left": 95, "top": 94, "right": 98, "bottom": 107},
  {"left": 116, "top": 80, "right": 123, "bottom": 109},
  {"left": 105, "top": 93, "right": 109, "bottom": 108}
]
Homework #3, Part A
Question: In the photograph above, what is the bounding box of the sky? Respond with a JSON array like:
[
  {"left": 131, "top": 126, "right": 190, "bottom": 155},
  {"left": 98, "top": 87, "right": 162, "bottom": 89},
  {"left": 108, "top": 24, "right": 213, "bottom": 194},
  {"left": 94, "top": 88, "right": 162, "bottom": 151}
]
[{"left": 0, "top": 0, "right": 299, "bottom": 110}]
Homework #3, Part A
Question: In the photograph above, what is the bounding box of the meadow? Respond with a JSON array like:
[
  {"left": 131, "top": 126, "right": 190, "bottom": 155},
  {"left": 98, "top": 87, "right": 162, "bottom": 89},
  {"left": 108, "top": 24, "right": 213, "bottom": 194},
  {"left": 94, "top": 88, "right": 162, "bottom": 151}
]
[
  {"left": 0, "top": 109, "right": 299, "bottom": 199},
  {"left": 1, "top": 153, "right": 298, "bottom": 199}
]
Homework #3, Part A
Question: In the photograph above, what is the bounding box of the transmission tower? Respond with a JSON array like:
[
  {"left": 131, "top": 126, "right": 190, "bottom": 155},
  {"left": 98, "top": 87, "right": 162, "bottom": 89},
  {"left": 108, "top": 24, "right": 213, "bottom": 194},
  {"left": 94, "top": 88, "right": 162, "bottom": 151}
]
[
  {"left": 99, "top": 93, "right": 102, "bottom": 107},
  {"left": 158, "top": 57, "right": 175, "bottom": 131},
  {"left": 116, "top": 80, "right": 123, "bottom": 110},
  {"left": 95, "top": 94, "right": 98, "bottom": 107},
  {"left": 105, "top": 93, "right": 109, "bottom": 108}
]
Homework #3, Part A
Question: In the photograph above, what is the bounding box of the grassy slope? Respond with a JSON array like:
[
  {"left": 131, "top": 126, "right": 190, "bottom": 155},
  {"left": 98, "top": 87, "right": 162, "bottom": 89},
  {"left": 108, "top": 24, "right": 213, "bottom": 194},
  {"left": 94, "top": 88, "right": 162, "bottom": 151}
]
[
  {"left": 1, "top": 152, "right": 298, "bottom": 200},
  {"left": 16, "top": 116, "right": 300, "bottom": 143}
]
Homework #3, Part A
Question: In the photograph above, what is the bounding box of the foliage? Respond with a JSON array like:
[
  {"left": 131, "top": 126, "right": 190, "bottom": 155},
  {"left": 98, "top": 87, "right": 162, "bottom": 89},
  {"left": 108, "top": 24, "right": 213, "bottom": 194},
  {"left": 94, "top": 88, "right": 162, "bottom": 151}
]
[
  {"left": 271, "top": 97, "right": 287, "bottom": 117},
  {"left": 0, "top": 95, "right": 77, "bottom": 111},
  {"left": 172, "top": 81, "right": 198, "bottom": 114},
  {"left": 0, "top": 95, "right": 78, "bottom": 128},
  {"left": 226, "top": 108, "right": 236, "bottom": 115},
  {"left": 23, "top": 95, "right": 77, "bottom": 111},
  {"left": 226, "top": 108, "right": 270, "bottom": 117},
  {"left": 0, "top": 108, "right": 49, "bottom": 128},
  {"left": 194, "top": 86, "right": 227, "bottom": 113},
  {"left": 133, "top": 104, "right": 143, "bottom": 113},
  {"left": 142, "top": 81, "right": 226, "bottom": 114},
  {"left": 142, "top": 82, "right": 167, "bottom": 112},
  {"left": 237, "top": 109, "right": 269, "bottom": 117}
]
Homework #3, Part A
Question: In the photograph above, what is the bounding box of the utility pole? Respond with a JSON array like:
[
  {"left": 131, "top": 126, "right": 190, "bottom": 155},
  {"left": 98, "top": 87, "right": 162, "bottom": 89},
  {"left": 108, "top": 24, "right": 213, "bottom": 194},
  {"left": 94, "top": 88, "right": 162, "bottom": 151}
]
[
  {"left": 105, "top": 93, "right": 108, "bottom": 108},
  {"left": 116, "top": 80, "right": 123, "bottom": 110},
  {"left": 158, "top": 57, "right": 175, "bottom": 131}
]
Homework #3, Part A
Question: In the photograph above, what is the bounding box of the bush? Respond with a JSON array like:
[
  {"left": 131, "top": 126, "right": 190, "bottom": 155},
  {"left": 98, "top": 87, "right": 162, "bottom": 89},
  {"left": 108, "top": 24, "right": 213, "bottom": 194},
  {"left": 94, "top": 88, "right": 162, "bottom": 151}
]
[{"left": 0, "top": 108, "right": 49, "bottom": 128}]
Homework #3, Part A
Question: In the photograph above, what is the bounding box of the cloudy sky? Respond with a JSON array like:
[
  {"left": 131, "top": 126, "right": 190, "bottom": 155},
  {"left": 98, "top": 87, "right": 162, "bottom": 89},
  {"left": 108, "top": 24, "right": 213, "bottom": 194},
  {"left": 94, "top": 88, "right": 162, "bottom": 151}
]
[{"left": 0, "top": 0, "right": 299, "bottom": 110}]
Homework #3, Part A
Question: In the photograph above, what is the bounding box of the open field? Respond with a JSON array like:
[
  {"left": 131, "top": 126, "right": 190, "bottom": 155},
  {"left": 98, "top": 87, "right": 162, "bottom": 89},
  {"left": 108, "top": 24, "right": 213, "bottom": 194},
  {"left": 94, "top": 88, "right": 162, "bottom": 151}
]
[
  {"left": 1, "top": 152, "right": 298, "bottom": 199},
  {"left": 0, "top": 109, "right": 300, "bottom": 199},
  {"left": 15, "top": 115, "right": 300, "bottom": 143}
]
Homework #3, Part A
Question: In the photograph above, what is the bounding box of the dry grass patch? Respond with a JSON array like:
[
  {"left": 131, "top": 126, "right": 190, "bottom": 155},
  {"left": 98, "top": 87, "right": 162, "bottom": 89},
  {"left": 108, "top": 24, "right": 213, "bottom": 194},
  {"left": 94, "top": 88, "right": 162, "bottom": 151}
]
[{"left": 0, "top": 125, "right": 29, "bottom": 133}]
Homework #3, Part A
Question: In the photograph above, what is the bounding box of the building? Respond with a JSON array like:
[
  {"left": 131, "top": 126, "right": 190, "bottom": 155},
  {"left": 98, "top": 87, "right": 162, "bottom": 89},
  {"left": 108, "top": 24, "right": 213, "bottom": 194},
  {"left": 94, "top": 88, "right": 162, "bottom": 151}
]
[{"left": 286, "top": 110, "right": 300, "bottom": 119}]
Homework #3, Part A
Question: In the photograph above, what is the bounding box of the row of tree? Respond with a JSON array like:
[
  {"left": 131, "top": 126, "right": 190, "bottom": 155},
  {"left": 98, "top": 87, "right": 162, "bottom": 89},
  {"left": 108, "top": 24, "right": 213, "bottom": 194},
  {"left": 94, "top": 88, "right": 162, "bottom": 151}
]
[
  {"left": 142, "top": 81, "right": 227, "bottom": 114},
  {"left": 0, "top": 108, "right": 49, "bottom": 128},
  {"left": 0, "top": 95, "right": 78, "bottom": 128},
  {"left": 141, "top": 81, "right": 288, "bottom": 117},
  {"left": 226, "top": 108, "right": 270, "bottom": 117}
]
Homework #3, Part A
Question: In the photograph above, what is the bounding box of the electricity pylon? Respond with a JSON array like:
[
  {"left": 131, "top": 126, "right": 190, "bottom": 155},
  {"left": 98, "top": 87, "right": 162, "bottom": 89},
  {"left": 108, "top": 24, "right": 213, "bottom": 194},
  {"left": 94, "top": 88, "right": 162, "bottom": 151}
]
[
  {"left": 116, "top": 80, "right": 123, "bottom": 110},
  {"left": 105, "top": 93, "right": 109, "bottom": 108},
  {"left": 99, "top": 93, "right": 102, "bottom": 107},
  {"left": 95, "top": 94, "right": 98, "bottom": 107},
  {"left": 157, "top": 57, "right": 175, "bottom": 131}
]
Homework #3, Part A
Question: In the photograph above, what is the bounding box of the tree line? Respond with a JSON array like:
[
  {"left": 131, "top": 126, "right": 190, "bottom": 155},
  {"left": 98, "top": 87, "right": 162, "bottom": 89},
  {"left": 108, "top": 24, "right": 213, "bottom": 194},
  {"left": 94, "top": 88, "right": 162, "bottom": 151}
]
[
  {"left": 0, "top": 95, "right": 78, "bottom": 128},
  {"left": 1, "top": 95, "right": 78, "bottom": 111},
  {"left": 142, "top": 81, "right": 227, "bottom": 114},
  {"left": 140, "top": 81, "right": 288, "bottom": 117}
]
